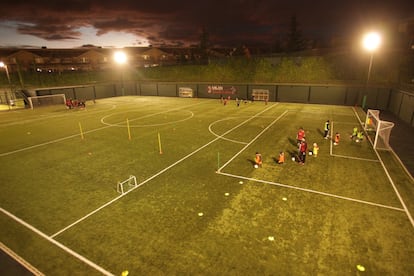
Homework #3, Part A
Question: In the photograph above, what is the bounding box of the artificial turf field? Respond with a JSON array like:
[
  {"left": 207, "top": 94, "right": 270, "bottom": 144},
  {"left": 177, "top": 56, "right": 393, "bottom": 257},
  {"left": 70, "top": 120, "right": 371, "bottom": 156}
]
[{"left": 0, "top": 96, "right": 413, "bottom": 275}]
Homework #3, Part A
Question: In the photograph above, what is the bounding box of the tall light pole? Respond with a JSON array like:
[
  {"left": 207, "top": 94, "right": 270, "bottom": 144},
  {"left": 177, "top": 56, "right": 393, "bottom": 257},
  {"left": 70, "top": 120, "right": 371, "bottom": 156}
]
[
  {"left": 361, "top": 32, "right": 381, "bottom": 108},
  {"left": 363, "top": 32, "right": 381, "bottom": 84},
  {"left": 113, "top": 51, "right": 127, "bottom": 96},
  {"left": 0, "top": 61, "right": 12, "bottom": 109}
]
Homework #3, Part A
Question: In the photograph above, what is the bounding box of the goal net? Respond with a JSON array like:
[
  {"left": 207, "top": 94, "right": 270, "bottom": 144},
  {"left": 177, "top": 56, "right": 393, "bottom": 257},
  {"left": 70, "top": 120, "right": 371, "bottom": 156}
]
[
  {"left": 252, "top": 89, "right": 269, "bottom": 101},
  {"left": 117, "top": 175, "right": 137, "bottom": 194},
  {"left": 364, "top": 109, "right": 394, "bottom": 150},
  {"left": 28, "top": 94, "right": 66, "bottom": 110},
  {"left": 178, "top": 87, "right": 193, "bottom": 98}
]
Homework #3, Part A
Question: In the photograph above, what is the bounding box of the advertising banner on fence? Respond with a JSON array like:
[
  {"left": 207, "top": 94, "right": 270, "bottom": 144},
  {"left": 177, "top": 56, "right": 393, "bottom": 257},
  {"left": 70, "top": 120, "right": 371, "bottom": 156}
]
[{"left": 207, "top": 85, "right": 236, "bottom": 95}]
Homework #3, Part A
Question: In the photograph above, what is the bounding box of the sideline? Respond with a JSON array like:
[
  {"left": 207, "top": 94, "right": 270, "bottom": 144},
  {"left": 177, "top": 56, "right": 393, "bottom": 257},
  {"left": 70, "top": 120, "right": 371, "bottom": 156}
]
[
  {"left": 352, "top": 107, "right": 414, "bottom": 229},
  {"left": 0, "top": 208, "right": 114, "bottom": 276},
  {"left": 0, "top": 242, "right": 45, "bottom": 276}
]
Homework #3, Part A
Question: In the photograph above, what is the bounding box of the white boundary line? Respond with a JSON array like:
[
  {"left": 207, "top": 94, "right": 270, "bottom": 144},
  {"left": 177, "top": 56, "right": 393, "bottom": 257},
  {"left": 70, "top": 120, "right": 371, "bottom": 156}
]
[
  {"left": 329, "top": 120, "right": 379, "bottom": 162},
  {"left": 214, "top": 107, "right": 405, "bottom": 212},
  {"left": 352, "top": 107, "right": 414, "bottom": 229},
  {"left": 0, "top": 242, "right": 45, "bottom": 276},
  {"left": 217, "top": 110, "right": 289, "bottom": 172},
  {"left": 0, "top": 208, "right": 114, "bottom": 276},
  {"left": 50, "top": 103, "right": 279, "bottom": 238},
  {"left": 0, "top": 101, "right": 204, "bottom": 157},
  {"left": 217, "top": 172, "right": 405, "bottom": 212}
]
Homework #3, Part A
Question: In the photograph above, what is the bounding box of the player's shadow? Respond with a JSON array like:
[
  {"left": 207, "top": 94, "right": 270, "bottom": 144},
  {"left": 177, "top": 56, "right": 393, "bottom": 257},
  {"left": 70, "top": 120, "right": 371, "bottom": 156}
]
[
  {"left": 317, "top": 128, "right": 324, "bottom": 137},
  {"left": 247, "top": 159, "right": 256, "bottom": 165},
  {"left": 288, "top": 137, "right": 298, "bottom": 147},
  {"left": 287, "top": 150, "right": 298, "bottom": 162}
]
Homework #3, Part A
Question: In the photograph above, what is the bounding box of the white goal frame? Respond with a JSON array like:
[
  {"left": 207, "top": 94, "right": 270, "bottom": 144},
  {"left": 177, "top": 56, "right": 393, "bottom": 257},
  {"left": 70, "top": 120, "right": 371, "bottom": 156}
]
[
  {"left": 117, "top": 175, "right": 138, "bottom": 194},
  {"left": 28, "top": 94, "right": 66, "bottom": 110},
  {"left": 178, "top": 87, "right": 194, "bottom": 98},
  {"left": 364, "top": 109, "right": 394, "bottom": 150},
  {"left": 252, "top": 89, "right": 269, "bottom": 101}
]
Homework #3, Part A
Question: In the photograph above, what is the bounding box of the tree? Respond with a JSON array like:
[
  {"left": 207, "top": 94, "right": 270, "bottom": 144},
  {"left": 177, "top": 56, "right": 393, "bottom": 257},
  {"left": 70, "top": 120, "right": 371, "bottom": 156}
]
[
  {"left": 199, "top": 27, "right": 210, "bottom": 62},
  {"left": 287, "top": 15, "right": 306, "bottom": 52}
]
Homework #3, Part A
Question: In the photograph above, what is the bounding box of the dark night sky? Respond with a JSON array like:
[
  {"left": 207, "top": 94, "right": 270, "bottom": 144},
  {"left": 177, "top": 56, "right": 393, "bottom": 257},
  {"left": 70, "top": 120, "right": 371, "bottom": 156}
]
[{"left": 0, "top": 0, "right": 412, "bottom": 48}]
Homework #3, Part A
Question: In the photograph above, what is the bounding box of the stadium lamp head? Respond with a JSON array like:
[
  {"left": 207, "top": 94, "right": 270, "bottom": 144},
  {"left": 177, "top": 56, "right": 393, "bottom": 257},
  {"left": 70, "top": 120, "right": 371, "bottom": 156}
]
[
  {"left": 363, "top": 32, "right": 381, "bottom": 52},
  {"left": 113, "top": 51, "right": 127, "bottom": 64}
]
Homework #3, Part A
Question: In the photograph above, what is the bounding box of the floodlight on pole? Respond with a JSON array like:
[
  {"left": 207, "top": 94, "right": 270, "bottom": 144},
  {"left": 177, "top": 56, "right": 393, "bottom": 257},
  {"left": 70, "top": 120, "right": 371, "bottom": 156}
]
[
  {"left": 362, "top": 32, "right": 381, "bottom": 84},
  {"left": 0, "top": 61, "right": 11, "bottom": 85},
  {"left": 0, "top": 61, "right": 12, "bottom": 109},
  {"left": 113, "top": 51, "right": 127, "bottom": 96}
]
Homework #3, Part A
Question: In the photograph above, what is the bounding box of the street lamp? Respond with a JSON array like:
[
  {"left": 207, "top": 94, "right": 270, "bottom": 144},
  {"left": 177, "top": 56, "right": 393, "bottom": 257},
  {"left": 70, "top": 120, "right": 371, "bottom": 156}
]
[
  {"left": 363, "top": 32, "right": 381, "bottom": 84},
  {"left": 361, "top": 32, "right": 381, "bottom": 108},
  {"left": 113, "top": 51, "right": 127, "bottom": 96},
  {"left": 0, "top": 61, "right": 11, "bottom": 85},
  {"left": 0, "top": 61, "right": 12, "bottom": 109}
]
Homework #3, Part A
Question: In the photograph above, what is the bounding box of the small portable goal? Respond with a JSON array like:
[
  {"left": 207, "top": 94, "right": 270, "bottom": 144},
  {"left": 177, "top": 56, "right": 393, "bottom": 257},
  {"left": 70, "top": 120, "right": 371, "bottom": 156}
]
[{"left": 117, "top": 175, "right": 138, "bottom": 194}]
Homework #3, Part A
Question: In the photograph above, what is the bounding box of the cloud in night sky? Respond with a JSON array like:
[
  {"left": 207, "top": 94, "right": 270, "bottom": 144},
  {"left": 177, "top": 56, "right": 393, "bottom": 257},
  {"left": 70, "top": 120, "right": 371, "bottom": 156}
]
[{"left": 0, "top": 0, "right": 412, "bottom": 48}]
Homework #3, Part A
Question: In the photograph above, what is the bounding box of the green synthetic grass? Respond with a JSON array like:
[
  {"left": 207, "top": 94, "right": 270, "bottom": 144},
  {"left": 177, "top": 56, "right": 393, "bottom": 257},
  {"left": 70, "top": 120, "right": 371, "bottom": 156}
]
[{"left": 1, "top": 97, "right": 413, "bottom": 275}]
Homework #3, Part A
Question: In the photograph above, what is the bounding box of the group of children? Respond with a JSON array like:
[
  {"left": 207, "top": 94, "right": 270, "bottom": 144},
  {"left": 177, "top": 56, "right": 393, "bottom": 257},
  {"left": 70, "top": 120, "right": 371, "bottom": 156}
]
[
  {"left": 66, "top": 98, "right": 86, "bottom": 109},
  {"left": 254, "top": 121, "right": 365, "bottom": 168}
]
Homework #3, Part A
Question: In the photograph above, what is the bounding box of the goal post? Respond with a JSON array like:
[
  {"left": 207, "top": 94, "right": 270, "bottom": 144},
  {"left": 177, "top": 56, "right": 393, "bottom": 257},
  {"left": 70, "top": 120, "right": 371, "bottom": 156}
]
[
  {"left": 374, "top": 120, "right": 394, "bottom": 150},
  {"left": 364, "top": 109, "right": 394, "bottom": 150},
  {"left": 252, "top": 89, "right": 269, "bottom": 101},
  {"left": 364, "top": 109, "right": 380, "bottom": 131},
  {"left": 28, "top": 94, "right": 66, "bottom": 110},
  {"left": 117, "top": 175, "right": 137, "bottom": 194}
]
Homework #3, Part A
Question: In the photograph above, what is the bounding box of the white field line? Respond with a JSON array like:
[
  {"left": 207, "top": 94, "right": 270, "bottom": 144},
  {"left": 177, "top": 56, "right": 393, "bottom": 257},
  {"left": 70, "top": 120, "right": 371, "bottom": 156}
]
[
  {"left": 329, "top": 120, "right": 379, "bottom": 162},
  {"left": 0, "top": 104, "right": 117, "bottom": 128},
  {"left": 217, "top": 172, "right": 405, "bottom": 212},
  {"left": 0, "top": 101, "right": 204, "bottom": 157},
  {"left": 0, "top": 242, "right": 45, "bottom": 276},
  {"left": 330, "top": 153, "right": 380, "bottom": 162},
  {"left": 50, "top": 103, "right": 278, "bottom": 238},
  {"left": 352, "top": 107, "right": 414, "bottom": 229},
  {"left": 217, "top": 110, "right": 289, "bottom": 172},
  {"left": 0, "top": 208, "right": 114, "bottom": 276},
  {"left": 352, "top": 107, "right": 414, "bottom": 182}
]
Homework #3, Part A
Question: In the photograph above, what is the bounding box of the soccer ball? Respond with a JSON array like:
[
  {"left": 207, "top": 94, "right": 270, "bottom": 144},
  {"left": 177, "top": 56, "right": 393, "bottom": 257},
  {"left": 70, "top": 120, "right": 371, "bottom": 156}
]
[
  {"left": 254, "top": 164, "right": 259, "bottom": 168},
  {"left": 309, "top": 151, "right": 313, "bottom": 155},
  {"left": 291, "top": 157, "right": 295, "bottom": 161}
]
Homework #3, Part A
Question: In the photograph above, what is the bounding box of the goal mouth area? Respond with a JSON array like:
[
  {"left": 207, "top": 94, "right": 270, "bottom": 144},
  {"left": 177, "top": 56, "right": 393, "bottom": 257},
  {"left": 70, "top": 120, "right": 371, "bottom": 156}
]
[
  {"left": 28, "top": 94, "right": 67, "bottom": 110},
  {"left": 117, "top": 175, "right": 138, "bottom": 194},
  {"left": 364, "top": 109, "right": 395, "bottom": 150}
]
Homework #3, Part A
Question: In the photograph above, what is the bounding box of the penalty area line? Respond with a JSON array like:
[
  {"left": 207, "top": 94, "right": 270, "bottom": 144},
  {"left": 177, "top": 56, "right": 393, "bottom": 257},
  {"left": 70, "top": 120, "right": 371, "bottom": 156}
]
[{"left": 217, "top": 171, "right": 405, "bottom": 212}]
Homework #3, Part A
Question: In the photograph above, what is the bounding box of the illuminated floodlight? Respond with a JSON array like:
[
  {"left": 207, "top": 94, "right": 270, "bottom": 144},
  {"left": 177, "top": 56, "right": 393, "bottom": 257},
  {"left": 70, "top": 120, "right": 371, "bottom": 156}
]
[
  {"left": 0, "top": 61, "right": 11, "bottom": 84},
  {"left": 114, "top": 51, "right": 127, "bottom": 64},
  {"left": 363, "top": 32, "right": 381, "bottom": 52}
]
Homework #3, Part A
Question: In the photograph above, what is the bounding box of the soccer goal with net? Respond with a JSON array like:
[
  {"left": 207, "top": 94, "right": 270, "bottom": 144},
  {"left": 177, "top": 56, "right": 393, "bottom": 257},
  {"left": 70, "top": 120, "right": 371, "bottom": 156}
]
[
  {"left": 117, "top": 175, "right": 138, "bottom": 194},
  {"left": 252, "top": 89, "right": 269, "bottom": 101},
  {"left": 364, "top": 109, "right": 395, "bottom": 150},
  {"left": 28, "top": 94, "right": 66, "bottom": 110}
]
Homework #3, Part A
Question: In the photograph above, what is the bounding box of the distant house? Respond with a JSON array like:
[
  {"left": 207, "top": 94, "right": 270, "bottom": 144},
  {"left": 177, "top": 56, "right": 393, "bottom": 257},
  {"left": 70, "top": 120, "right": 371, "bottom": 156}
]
[
  {"left": 3, "top": 50, "right": 42, "bottom": 72},
  {"left": 140, "top": 47, "right": 172, "bottom": 67}
]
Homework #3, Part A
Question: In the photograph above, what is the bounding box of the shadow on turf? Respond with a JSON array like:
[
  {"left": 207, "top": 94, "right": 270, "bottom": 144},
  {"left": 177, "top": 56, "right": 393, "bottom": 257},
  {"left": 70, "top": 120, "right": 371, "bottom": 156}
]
[
  {"left": 248, "top": 159, "right": 256, "bottom": 166},
  {"left": 288, "top": 137, "right": 298, "bottom": 147},
  {"left": 317, "top": 128, "right": 324, "bottom": 138},
  {"left": 287, "top": 150, "right": 299, "bottom": 163}
]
